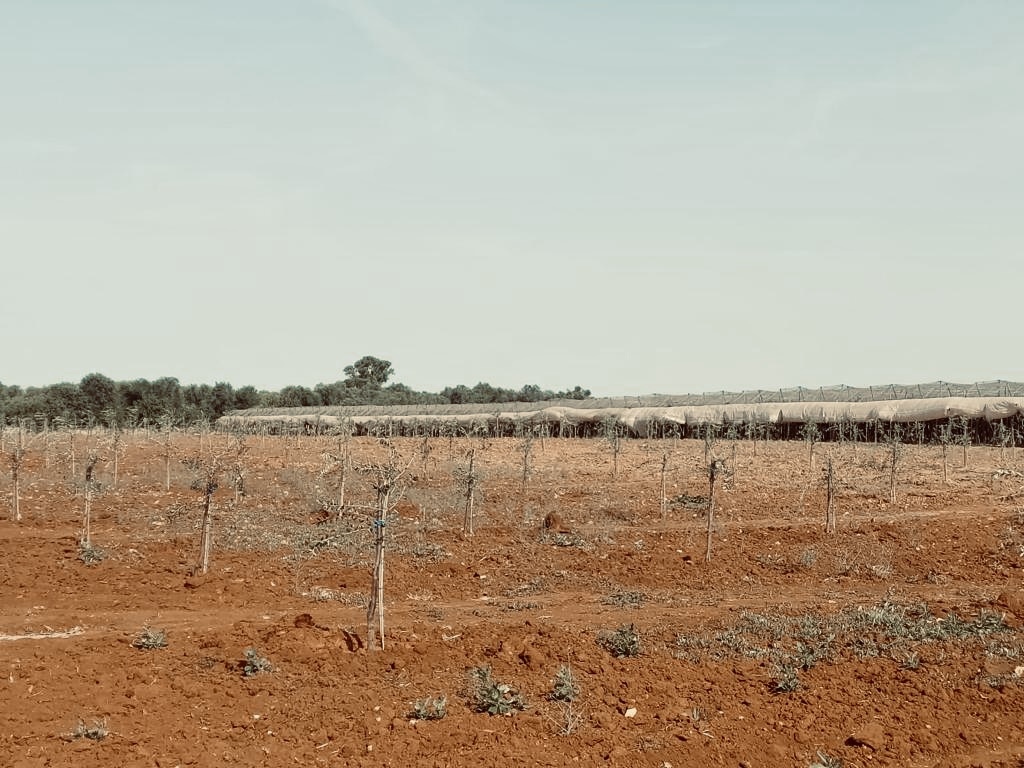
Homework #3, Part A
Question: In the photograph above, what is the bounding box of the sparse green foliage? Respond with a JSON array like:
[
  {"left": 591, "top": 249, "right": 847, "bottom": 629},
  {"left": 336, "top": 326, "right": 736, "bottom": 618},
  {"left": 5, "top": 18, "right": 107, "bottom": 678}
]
[
  {"left": 602, "top": 590, "right": 646, "bottom": 609},
  {"left": 132, "top": 627, "right": 168, "bottom": 650},
  {"left": 674, "top": 601, "right": 1012, "bottom": 694},
  {"left": 809, "top": 751, "right": 844, "bottom": 768},
  {"left": 772, "top": 663, "right": 801, "bottom": 693},
  {"left": 550, "top": 665, "right": 580, "bottom": 702},
  {"left": 598, "top": 624, "right": 641, "bottom": 658},
  {"left": 410, "top": 696, "right": 448, "bottom": 721},
  {"left": 468, "top": 666, "right": 526, "bottom": 715},
  {"left": 242, "top": 648, "right": 273, "bottom": 676},
  {"left": 77, "top": 541, "right": 107, "bottom": 565}
]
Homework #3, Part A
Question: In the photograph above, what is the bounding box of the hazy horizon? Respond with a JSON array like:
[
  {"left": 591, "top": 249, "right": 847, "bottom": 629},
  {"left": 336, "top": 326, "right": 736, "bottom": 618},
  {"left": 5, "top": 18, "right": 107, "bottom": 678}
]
[{"left": 3, "top": 2, "right": 1022, "bottom": 396}]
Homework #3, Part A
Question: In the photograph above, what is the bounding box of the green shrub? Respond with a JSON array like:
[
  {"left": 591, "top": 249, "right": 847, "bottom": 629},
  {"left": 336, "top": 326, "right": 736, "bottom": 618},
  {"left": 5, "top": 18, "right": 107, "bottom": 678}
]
[
  {"left": 550, "top": 665, "right": 580, "bottom": 702},
  {"left": 598, "top": 624, "right": 641, "bottom": 658},
  {"left": 468, "top": 666, "right": 526, "bottom": 715},
  {"left": 410, "top": 696, "right": 447, "bottom": 721},
  {"left": 242, "top": 648, "right": 273, "bottom": 677}
]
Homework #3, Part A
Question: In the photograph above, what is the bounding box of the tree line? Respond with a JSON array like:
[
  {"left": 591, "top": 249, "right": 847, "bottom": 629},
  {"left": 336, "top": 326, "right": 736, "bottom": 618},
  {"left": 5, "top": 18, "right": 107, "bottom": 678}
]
[{"left": 0, "top": 356, "right": 591, "bottom": 428}]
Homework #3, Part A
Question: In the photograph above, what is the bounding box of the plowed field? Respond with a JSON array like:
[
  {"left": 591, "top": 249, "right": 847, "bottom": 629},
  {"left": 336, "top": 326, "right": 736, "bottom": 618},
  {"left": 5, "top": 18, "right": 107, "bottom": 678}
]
[{"left": 2, "top": 433, "right": 1023, "bottom": 767}]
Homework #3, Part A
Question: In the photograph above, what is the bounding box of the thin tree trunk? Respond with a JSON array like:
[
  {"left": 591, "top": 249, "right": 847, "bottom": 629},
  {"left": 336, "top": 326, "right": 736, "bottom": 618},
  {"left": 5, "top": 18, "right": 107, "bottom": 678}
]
[
  {"left": 199, "top": 483, "right": 215, "bottom": 574},
  {"left": 10, "top": 428, "right": 24, "bottom": 522},
  {"left": 659, "top": 451, "right": 669, "bottom": 520},
  {"left": 367, "top": 485, "right": 389, "bottom": 651},
  {"left": 889, "top": 441, "right": 900, "bottom": 505},
  {"left": 824, "top": 455, "right": 836, "bottom": 534},
  {"left": 82, "top": 456, "right": 98, "bottom": 546},
  {"left": 463, "top": 449, "right": 476, "bottom": 536},
  {"left": 12, "top": 465, "right": 21, "bottom": 523},
  {"left": 83, "top": 486, "right": 93, "bottom": 547},
  {"left": 705, "top": 461, "right": 720, "bottom": 563}
]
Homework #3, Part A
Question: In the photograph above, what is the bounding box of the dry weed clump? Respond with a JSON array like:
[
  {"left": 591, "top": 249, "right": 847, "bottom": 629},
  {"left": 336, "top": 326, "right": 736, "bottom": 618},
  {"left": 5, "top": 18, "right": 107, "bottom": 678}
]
[{"left": 65, "top": 718, "right": 109, "bottom": 741}]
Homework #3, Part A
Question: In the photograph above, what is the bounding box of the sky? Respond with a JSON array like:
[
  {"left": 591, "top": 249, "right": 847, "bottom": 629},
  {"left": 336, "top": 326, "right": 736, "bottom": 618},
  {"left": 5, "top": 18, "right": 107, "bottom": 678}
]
[{"left": 1, "top": 1, "right": 1022, "bottom": 397}]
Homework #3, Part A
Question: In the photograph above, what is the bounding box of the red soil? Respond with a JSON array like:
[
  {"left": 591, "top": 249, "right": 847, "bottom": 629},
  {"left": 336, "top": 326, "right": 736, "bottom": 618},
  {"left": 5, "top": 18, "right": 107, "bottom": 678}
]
[{"left": 1, "top": 434, "right": 1023, "bottom": 767}]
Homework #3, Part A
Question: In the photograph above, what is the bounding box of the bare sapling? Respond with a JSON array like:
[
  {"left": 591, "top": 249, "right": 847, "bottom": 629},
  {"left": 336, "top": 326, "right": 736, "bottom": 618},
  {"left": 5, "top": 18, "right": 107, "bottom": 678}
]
[
  {"left": 887, "top": 426, "right": 904, "bottom": 505},
  {"left": 823, "top": 452, "right": 837, "bottom": 534},
  {"left": 7, "top": 422, "right": 27, "bottom": 522},
  {"left": 41, "top": 422, "right": 52, "bottom": 470},
  {"left": 518, "top": 427, "right": 534, "bottom": 514},
  {"left": 103, "top": 418, "right": 125, "bottom": 491},
  {"left": 456, "top": 448, "right": 482, "bottom": 536},
  {"left": 799, "top": 420, "right": 820, "bottom": 469},
  {"left": 82, "top": 453, "right": 101, "bottom": 548},
  {"left": 701, "top": 424, "right": 719, "bottom": 466},
  {"left": 157, "top": 413, "right": 175, "bottom": 491},
  {"left": 362, "top": 441, "right": 412, "bottom": 651},
  {"left": 198, "top": 471, "right": 217, "bottom": 575},
  {"left": 66, "top": 422, "right": 77, "bottom": 486},
  {"left": 995, "top": 421, "right": 1011, "bottom": 463},
  {"left": 602, "top": 417, "right": 623, "bottom": 477},
  {"left": 443, "top": 420, "right": 459, "bottom": 461},
  {"left": 660, "top": 449, "right": 670, "bottom": 520},
  {"left": 724, "top": 423, "right": 739, "bottom": 474},
  {"left": 227, "top": 435, "right": 248, "bottom": 504},
  {"left": 419, "top": 433, "right": 433, "bottom": 481},
  {"left": 939, "top": 420, "right": 952, "bottom": 485},
  {"left": 705, "top": 457, "right": 725, "bottom": 563},
  {"left": 958, "top": 416, "right": 970, "bottom": 467},
  {"left": 183, "top": 453, "right": 223, "bottom": 575},
  {"left": 743, "top": 421, "right": 758, "bottom": 456},
  {"left": 333, "top": 429, "right": 353, "bottom": 510}
]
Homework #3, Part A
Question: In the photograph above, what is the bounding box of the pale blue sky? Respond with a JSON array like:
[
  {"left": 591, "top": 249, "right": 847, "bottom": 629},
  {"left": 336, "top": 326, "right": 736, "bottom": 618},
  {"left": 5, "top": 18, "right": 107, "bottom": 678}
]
[{"left": 1, "top": 1, "right": 1021, "bottom": 395}]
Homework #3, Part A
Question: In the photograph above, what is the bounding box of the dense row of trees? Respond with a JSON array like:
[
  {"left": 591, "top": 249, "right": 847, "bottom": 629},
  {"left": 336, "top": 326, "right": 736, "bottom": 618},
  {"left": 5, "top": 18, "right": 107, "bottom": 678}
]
[{"left": 0, "top": 357, "right": 592, "bottom": 427}]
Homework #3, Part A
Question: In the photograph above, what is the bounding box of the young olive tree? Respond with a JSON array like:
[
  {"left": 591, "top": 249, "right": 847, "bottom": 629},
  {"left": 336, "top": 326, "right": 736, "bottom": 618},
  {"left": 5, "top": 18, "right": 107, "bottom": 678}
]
[
  {"left": 601, "top": 417, "right": 624, "bottom": 477},
  {"left": 799, "top": 420, "right": 820, "bottom": 469},
  {"left": 455, "top": 447, "right": 483, "bottom": 536},
  {"left": 886, "top": 425, "right": 905, "bottom": 505},
  {"left": 152, "top": 412, "right": 177, "bottom": 491},
  {"left": 101, "top": 416, "right": 126, "bottom": 491},
  {"left": 701, "top": 423, "right": 719, "bottom": 466},
  {"left": 6, "top": 422, "right": 28, "bottom": 522},
  {"left": 81, "top": 453, "right": 101, "bottom": 548},
  {"left": 705, "top": 458, "right": 726, "bottom": 563},
  {"left": 517, "top": 425, "right": 535, "bottom": 514},
  {"left": 226, "top": 435, "right": 248, "bottom": 505},
  {"left": 182, "top": 452, "right": 225, "bottom": 575},
  {"left": 957, "top": 416, "right": 971, "bottom": 467},
  {"left": 360, "top": 441, "right": 413, "bottom": 651},
  {"left": 823, "top": 452, "right": 837, "bottom": 535},
  {"left": 938, "top": 420, "right": 953, "bottom": 485}
]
